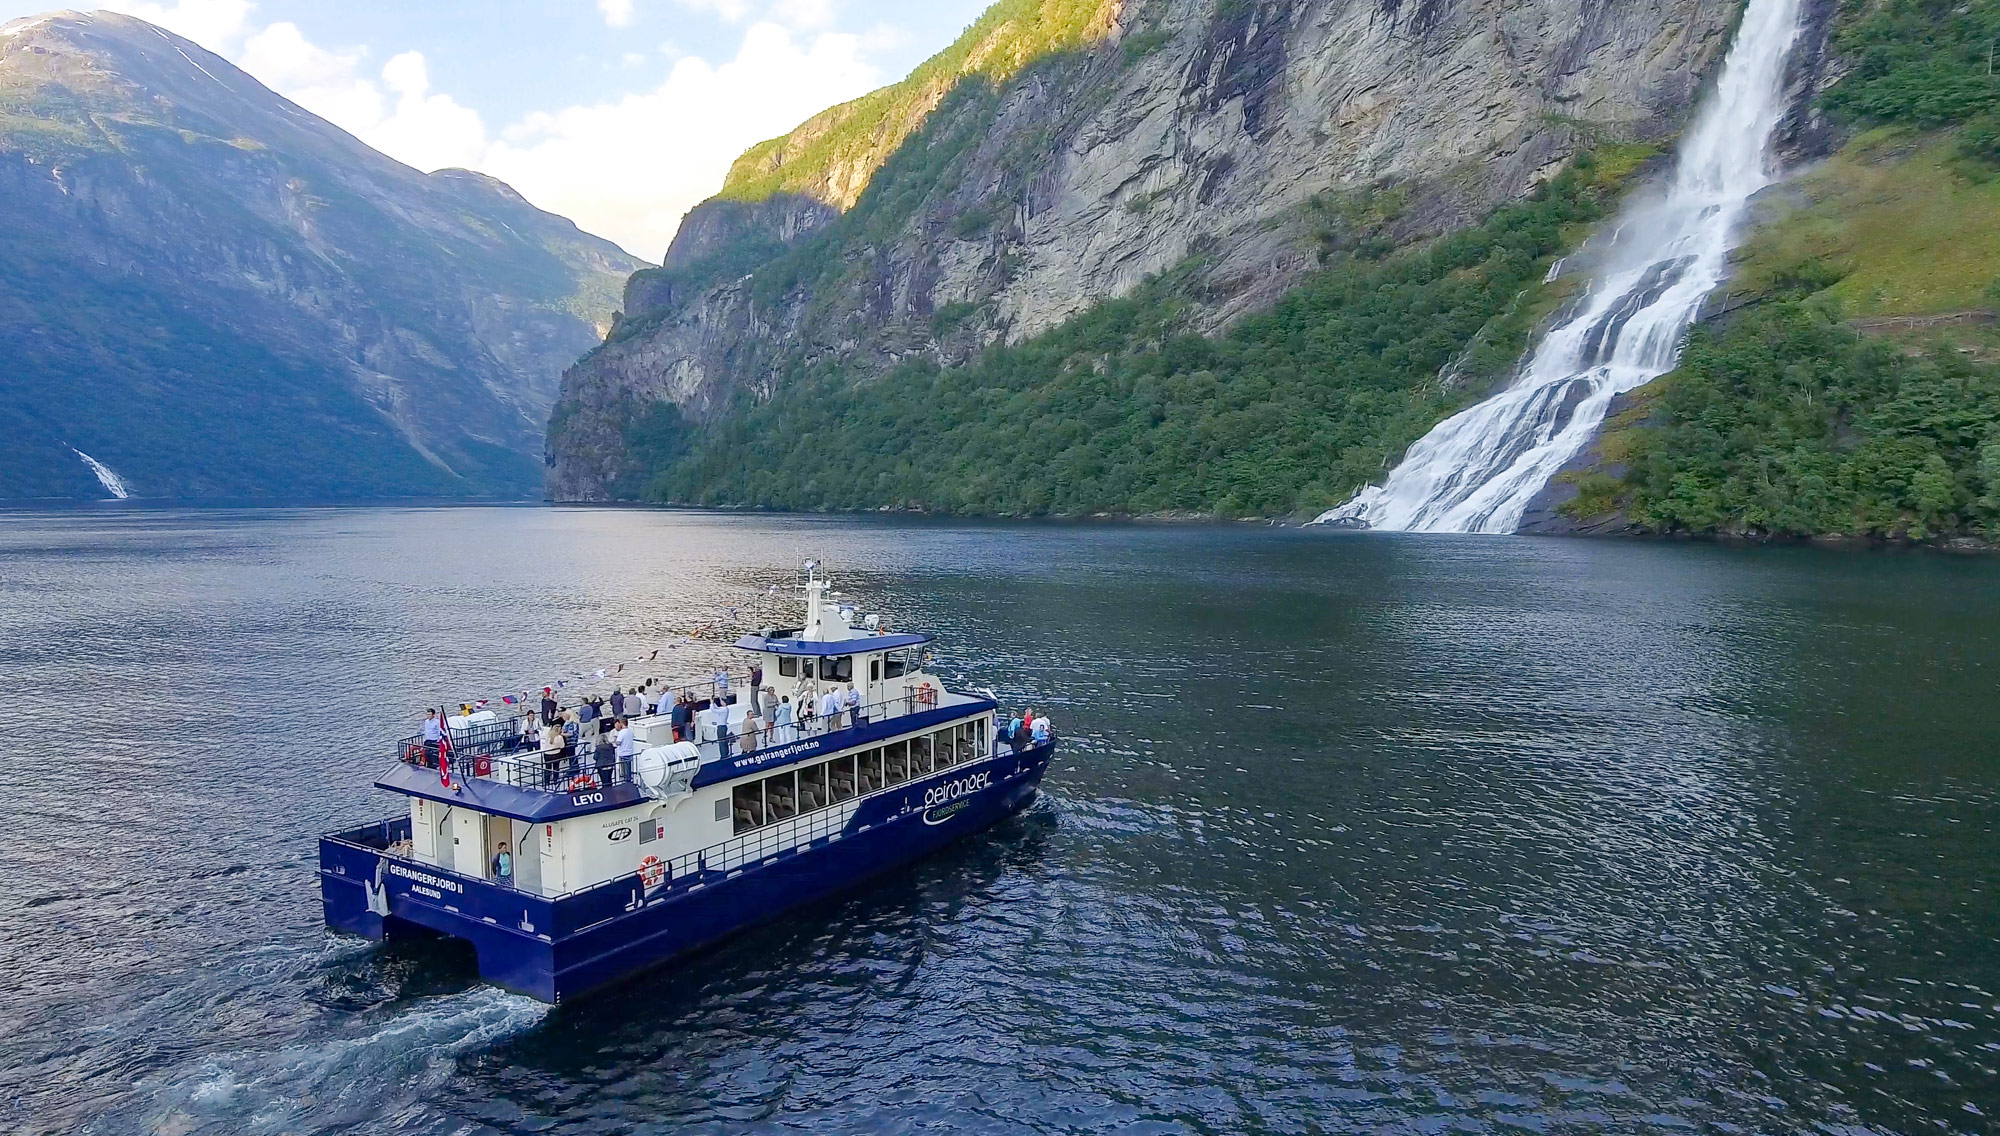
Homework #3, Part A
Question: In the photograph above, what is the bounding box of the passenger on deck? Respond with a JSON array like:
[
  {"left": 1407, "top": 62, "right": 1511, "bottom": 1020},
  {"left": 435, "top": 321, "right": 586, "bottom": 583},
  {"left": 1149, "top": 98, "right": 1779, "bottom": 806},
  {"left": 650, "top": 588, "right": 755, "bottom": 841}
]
[
  {"left": 421, "top": 709, "right": 443, "bottom": 766},
  {"left": 518, "top": 712, "right": 540, "bottom": 750},
  {"left": 613, "top": 717, "right": 637, "bottom": 780},
  {"left": 750, "top": 662, "right": 763, "bottom": 690},
  {"left": 609, "top": 689, "right": 625, "bottom": 718},
  {"left": 541, "top": 688, "right": 558, "bottom": 726},
  {"left": 492, "top": 842, "right": 513, "bottom": 886},
  {"left": 845, "top": 684, "right": 864, "bottom": 728},
  {"left": 799, "top": 696, "right": 818, "bottom": 737},
  {"left": 774, "top": 696, "right": 796, "bottom": 743},
  {"left": 1031, "top": 715, "right": 1052, "bottom": 745},
  {"left": 759, "top": 685, "right": 777, "bottom": 724},
  {"left": 670, "top": 694, "right": 692, "bottom": 741},
  {"left": 577, "top": 698, "right": 598, "bottom": 736},
  {"left": 741, "top": 710, "right": 762, "bottom": 754},
  {"left": 540, "top": 717, "right": 566, "bottom": 784},
  {"left": 819, "top": 687, "right": 843, "bottom": 732}
]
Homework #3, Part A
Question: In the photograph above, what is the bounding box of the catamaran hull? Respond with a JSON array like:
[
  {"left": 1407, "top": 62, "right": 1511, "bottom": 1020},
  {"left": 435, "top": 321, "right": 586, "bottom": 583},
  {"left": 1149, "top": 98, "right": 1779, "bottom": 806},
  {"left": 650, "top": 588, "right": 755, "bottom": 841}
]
[{"left": 321, "top": 741, "right": 1054, "bottom": 1002}]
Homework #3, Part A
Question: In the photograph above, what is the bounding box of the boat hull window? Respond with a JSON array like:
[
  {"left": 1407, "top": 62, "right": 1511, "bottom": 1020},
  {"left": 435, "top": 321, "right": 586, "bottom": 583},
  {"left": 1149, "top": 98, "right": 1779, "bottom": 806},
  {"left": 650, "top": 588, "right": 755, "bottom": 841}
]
[
  {"left": 799, "top": 763, "right": 829, "bottom": 812},
  {"left": 829, "top": 754, "right": 857, "bottom": 803},
  {"left": 765, "top": 770, "right": 798, "bottom": 821},
  {"left": 860, "top": 747, "right": 884, "bottom": 792},
  {"left": 911, "top": 733, "right": 935, "bottom": 777},
  {"left": 733, "top": 782, "right": 766, "bottom": 833},
  {"left": 884, "top": 739, "right": 909, "bottom": 785}
]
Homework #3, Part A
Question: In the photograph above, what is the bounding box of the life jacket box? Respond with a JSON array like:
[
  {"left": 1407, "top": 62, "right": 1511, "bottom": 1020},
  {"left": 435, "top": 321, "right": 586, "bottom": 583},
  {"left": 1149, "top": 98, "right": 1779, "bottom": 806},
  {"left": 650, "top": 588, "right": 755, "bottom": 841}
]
[{"left": 633, "top": 716, "right": 676, "bottom": 745}]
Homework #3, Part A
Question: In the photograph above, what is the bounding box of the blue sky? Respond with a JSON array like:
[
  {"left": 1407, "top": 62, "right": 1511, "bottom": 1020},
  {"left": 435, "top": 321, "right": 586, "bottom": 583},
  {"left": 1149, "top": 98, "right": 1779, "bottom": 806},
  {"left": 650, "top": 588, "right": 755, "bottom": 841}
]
[{"left": 0, "top": 1, "right": 994, "bottom": 258}]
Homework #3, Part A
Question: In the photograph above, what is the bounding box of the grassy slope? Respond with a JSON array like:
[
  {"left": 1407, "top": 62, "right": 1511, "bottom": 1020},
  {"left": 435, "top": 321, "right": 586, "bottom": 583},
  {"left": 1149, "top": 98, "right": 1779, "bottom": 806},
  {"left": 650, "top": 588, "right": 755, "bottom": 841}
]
[{"left": 718, "top": 0, "right": 1116, "bottom": 207}]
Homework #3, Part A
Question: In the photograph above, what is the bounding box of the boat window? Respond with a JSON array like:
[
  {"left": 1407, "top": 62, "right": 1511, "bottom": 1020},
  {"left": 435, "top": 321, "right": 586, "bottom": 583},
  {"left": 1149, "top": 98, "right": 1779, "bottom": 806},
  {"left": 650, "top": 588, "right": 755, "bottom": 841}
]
[
  {"left": 973, "top": 718, "right": 988, "bottom": 758},
  {"left": 860, "top": 747, "right": 884, "bottom": 792},
  {"left": 885, "top": 649, "right": 907, "bottom": 679},
  {"left": 733, "top": 782, "right": 765, "bottom": 833},
  {"left": 829, "top": 754, "right": 858, "bottom": 803},
  {"left": 798, "top": 763, "right": 829, "bottom": 813},
  {"left": 912, "top": 732, "right": 935, "bottom": 775},
  {"left": 870, "top": 656, "right": 881, "bottom": 683},
  {"left": 778, "top": 656, "right": 798, "bottom": 678},
  {"left": 803, "top": 659, "right": 817, "bottom": 679},
  {"left": 828, "top": 655, "right": 853, "bottom": 682},
  {"left": 884, "top": 739, "right": 909, "bottom": 784},
  {"left": 765, "top": 771, "right": 798, "bottom": 821}
]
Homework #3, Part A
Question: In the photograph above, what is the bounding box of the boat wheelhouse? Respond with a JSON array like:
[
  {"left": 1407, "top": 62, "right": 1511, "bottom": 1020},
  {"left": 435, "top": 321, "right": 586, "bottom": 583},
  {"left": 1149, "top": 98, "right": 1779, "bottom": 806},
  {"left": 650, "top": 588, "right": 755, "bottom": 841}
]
[{"left": 319, "top": 565, "right": 1056, "bottom": 1002}]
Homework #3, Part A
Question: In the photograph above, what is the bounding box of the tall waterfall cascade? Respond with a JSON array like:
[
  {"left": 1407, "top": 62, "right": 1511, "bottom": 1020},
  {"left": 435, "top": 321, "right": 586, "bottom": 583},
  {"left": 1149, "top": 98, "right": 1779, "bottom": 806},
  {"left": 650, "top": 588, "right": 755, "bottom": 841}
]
[
  {"left": 71, "top": 447, "right": 132, "bottom": 499},
  {"left": 1314, "top": 0, "right": 1804, "bottom": 534}
]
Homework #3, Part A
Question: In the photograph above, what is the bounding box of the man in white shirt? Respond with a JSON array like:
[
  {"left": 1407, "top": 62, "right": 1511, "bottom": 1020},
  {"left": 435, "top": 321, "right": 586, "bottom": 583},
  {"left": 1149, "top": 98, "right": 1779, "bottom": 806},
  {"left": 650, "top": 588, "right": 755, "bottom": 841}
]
[
  {"left": 844, "top": 684, "right": 864, "bottom": 727},
  {"left": 612, "top": 717, "right": 638, "bottom": 779},
  {"left": 420, "top": 709, "right": 443, "bottom": 765}
]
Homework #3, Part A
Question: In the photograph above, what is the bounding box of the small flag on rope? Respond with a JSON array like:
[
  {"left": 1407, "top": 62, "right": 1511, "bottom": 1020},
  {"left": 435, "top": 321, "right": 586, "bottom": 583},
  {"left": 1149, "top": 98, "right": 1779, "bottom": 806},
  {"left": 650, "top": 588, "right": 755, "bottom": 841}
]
[
  {"left": 649, "top": 649, "right": 659, "bottom": 662},
  {"left": 501, "top": 694, "right": 517, "bottom": 705}
]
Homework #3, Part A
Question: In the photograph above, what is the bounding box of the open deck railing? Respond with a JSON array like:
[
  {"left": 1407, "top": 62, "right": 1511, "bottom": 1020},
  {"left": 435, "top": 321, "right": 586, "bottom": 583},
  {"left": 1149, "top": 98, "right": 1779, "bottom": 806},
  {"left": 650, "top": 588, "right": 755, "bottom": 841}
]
[{"left": 392, "top": 683, "right": 976, "bottom": 794}]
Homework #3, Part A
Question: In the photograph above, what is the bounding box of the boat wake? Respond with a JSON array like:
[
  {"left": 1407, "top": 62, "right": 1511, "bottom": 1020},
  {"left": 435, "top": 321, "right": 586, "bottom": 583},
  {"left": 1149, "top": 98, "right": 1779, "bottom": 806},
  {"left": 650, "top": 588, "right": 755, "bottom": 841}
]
[
  {"left": 1314, "top": 0, "right": 1803, "bottom": 533},
  {"left": 112, "top": 986, "right": 546, "bottom": 1136}
]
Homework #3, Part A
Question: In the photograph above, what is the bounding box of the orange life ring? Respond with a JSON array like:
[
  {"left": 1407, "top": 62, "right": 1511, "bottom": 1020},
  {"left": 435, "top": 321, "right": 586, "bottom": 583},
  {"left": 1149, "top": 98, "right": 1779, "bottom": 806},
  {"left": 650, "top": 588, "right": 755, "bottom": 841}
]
[
  {"left": 918, "top": 682, "right": 937, "bottom": 707},
  {"left": 473, "top": 755, "right": 492, "bottom": 777},
  {"left": 637, "top": 855, "right": 665, "bottom": 888},
  {"left": 566, "top": 773, "right": 600, "bottom": 792}
]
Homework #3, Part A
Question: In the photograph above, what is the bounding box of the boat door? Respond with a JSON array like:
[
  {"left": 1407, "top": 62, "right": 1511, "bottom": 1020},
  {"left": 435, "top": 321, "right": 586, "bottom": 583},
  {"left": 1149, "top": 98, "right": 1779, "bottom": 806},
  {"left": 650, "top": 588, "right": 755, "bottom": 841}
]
[{"left": 448, "top": 808, "right": 488, "bottom": 877}]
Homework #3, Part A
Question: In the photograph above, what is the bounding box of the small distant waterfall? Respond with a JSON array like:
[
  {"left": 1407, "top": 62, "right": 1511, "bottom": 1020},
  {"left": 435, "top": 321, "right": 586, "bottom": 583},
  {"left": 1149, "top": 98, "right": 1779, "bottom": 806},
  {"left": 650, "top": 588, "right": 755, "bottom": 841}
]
[
  {"left": 72, "top": 447, "right": 132, "bottom": 499},
  {"left": 1315, "top": 0, "right": 1803, "bottom": 533}
]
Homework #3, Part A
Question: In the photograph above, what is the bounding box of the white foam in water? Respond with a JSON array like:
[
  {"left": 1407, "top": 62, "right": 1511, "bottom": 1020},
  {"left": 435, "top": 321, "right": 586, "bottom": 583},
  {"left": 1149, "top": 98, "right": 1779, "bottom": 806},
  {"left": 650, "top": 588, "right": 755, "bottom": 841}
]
[
  {"left": 1316, "top": 0, "right": 1804, "bottom": 534},
  {"left": 140, "top": 987, "right": 547, "bottom": 1136}
]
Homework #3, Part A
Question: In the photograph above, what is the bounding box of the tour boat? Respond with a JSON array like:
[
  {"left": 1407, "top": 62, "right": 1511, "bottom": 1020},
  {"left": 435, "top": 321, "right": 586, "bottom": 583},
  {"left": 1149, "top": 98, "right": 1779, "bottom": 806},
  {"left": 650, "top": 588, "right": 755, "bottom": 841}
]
[{"left": 319, "top": 565, "right": 1056, "bottom": 1002}]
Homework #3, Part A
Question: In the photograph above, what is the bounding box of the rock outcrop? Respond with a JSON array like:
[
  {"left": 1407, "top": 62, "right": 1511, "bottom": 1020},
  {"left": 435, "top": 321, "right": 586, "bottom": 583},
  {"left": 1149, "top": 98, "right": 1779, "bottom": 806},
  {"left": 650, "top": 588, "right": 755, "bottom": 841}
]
[
  {"left": 551, "top": 0, "right": 1749, "bottom": 500},
  {"left": 0, "top": 11, "right": 644, "bottom": 499}
]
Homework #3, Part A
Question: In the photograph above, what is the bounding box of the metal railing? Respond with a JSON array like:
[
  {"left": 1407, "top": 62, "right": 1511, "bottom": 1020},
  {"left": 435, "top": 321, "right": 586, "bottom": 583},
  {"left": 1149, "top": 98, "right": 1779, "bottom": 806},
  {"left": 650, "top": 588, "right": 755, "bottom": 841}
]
[{"left": 393, "top": 682, "right": 972, "bottom": 793}]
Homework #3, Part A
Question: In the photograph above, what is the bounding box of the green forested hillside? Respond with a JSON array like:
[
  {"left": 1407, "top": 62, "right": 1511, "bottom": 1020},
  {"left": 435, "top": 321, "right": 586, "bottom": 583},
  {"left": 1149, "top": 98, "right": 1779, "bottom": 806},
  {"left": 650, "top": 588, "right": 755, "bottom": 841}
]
[{"left": 637, "top": 152, "right": 1649, "bottom": 516}]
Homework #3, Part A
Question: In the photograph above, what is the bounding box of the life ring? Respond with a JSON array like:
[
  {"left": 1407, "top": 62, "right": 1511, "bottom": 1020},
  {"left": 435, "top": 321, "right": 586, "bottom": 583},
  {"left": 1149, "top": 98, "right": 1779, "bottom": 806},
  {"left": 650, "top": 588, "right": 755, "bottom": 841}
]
[
  {"left": 402, "top": 742, "right": 423, "bottom": 764},
  {"left": 566, "top": 774, "right": 600, "bottom": 792},
  {"left": 637, "top": 855, "right": 666, "bottom": 889},
  {"left": 473, "top": 755, "right": 492, "bottom": 777},
  {"left": 917, "top": 682, "right": 937, "bottom": 708}
]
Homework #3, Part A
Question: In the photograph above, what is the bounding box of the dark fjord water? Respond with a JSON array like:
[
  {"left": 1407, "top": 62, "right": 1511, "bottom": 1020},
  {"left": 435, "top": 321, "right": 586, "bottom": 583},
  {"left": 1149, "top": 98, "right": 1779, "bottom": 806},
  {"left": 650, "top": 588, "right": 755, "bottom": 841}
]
[{"left": 1, "top": 507, "right": 1995, "bottom": 1135}]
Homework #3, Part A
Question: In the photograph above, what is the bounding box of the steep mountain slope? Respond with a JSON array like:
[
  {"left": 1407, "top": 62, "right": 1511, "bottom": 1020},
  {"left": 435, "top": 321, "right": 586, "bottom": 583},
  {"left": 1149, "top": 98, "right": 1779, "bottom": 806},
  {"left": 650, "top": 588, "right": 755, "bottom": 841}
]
[
  {"left": 549, "top": 0, "right": 1759, "bottom": 503},
  {"left": 0, "top": 11, "right": 644, "bottom": 500}
]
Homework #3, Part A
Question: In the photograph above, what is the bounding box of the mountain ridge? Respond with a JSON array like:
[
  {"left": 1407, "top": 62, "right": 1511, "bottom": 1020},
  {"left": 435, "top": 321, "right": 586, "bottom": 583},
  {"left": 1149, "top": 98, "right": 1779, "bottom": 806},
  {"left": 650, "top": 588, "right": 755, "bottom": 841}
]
[{"left": 0, "top": 9, "right": 645, "bottom": 499}]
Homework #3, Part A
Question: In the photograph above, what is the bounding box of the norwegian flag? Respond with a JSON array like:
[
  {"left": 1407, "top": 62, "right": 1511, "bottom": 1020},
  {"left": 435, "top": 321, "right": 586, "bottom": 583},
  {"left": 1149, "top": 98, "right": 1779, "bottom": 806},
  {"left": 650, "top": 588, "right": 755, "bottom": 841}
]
[{"left": 437, "top": 708, "right": 457, "bottom": 790}]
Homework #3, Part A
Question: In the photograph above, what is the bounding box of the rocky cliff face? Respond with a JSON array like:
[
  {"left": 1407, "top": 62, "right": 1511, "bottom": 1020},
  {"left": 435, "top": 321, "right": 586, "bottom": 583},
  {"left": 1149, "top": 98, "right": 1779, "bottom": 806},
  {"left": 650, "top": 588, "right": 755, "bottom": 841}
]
[
  {"left": 0, "top": 12, "right": 644, "bottom": 499},
  {"left": 550, "top": 0, "right": 1747, "bottom": 501}
]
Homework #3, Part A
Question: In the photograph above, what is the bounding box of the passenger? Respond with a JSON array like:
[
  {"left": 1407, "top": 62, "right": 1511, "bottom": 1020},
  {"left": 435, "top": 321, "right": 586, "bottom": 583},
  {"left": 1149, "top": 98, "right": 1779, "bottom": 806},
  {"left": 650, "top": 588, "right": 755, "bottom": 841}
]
[
  {"left": 492, "top": 841, "right": 513, "bottom": 887},
  {"left": 1030, "top": 715, "right": 1052, "bottom": 745},
  {"left": 799, "top": 696, "right": 818, "bottom": 737},
  {"left": 540, "top": 687, "right": 558, "bottom": 726},
  {"left": 759, "top": 684, "right": 777, "bottom": 724},
  {"left": 420, "top": 709, "right": 443, "bottom": 766},
  {"left": 741, "top": 710, "right": 762, "bottom": 754},
  {"left": 670, "top": 694, "right": 691, "bottom": 742},
  {"left": 518, "top": 712, "right": 539, "bottom": 751},
  {"left": 609, "top": 689, "right": 625, "bottom": 718},
  {"left": 540, "top": 717, "right": 566, "bottom": 785},
  {"left": 750, "top": 662, "right": 763, "bottom": 690},
  {"left": 1007, "top": 713, "right": 1026, "bottom": 752},
  {"left": 845, "top": 684, "right": 864, "bottom": 728},
  {"left": 577, "top": 698, "right": 598, "bottom": 735},
  {"left": 613, "top": 717, "right": 638, "bottom": 781},
  {"left": 774, "top": 695, "right": 796, "bottom": 744},
  {"left": 819, "top": 686, "right": 843, "bottom": 732},
  {"left": 1022, "top": 707, "right": 1037, "bottom": 736}
]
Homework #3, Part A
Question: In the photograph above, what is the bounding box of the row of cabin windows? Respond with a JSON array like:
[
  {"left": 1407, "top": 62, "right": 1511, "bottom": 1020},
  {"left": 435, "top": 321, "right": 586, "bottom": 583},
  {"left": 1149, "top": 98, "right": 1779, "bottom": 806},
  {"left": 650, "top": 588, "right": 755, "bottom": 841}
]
[
  {"left": 732, "top": 718, "right": 989, "bottom": 833},
  {"left": 775, "top": 648, "right": 916, "bottom": 684}
]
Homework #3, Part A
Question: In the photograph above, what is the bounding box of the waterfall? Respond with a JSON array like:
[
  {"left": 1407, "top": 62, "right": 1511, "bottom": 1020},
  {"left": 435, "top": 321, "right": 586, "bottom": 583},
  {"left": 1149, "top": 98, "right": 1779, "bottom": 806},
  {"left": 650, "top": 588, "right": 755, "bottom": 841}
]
[
  {"left": 72, "top": 447, "right": 132, "bottom": 499},
  {"left": 1314, "top": 0, "right": 1803, "bottom": 534}
]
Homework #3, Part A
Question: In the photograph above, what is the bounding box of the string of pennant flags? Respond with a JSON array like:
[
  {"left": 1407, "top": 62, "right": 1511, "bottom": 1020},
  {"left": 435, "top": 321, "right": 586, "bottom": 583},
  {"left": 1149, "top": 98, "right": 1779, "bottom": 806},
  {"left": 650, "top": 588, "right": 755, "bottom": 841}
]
[{"left": 444, "top": 584, "right": 882, "bottom": 715}]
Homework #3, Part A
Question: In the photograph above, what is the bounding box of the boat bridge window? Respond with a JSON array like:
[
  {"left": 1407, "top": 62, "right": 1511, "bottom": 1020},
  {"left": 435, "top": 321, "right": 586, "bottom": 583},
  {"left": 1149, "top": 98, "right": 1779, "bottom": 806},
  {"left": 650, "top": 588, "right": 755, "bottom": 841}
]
[
  {"left": 884, "top": 649, "right": 908, "bottom": 679},
  {"left": 825, "top": 655, "right": 853, "bottom": 683},
  {"left": 778, "top": 656, "right": 799, "bottom": 678}
]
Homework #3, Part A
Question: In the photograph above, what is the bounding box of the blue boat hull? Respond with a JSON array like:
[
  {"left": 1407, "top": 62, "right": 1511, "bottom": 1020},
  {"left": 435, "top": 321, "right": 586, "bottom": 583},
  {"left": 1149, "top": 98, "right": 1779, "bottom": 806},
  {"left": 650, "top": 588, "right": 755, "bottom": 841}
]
[{"left": 321, "top": 740, "right": 1054, "bottom": 1002}]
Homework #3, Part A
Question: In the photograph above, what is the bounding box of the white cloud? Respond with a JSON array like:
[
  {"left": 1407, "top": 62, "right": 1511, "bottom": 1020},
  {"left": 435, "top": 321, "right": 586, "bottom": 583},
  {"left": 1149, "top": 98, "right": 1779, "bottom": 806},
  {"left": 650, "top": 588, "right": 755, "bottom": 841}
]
[
  {"left": 81, "top": 2, "right": 893, "bottom": 259},
  {"left": 479, "top": 21, "right": 882, "bottom": 259},
  {"left": 598, "top": 0, "right": 636, "bottom": 27},
  {"left": 673, "top": 0, "right": 754, "bottom": 24},
  {"left": 96, "top": 0, "right": 255, "bottom": 49}
]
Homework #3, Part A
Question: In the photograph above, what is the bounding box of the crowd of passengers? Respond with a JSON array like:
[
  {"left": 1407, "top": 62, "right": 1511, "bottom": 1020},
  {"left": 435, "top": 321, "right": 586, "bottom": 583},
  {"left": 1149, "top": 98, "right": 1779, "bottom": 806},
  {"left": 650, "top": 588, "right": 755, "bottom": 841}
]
[{"left": 407, "top": 666, "right": 1027, "bottom": 789}]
